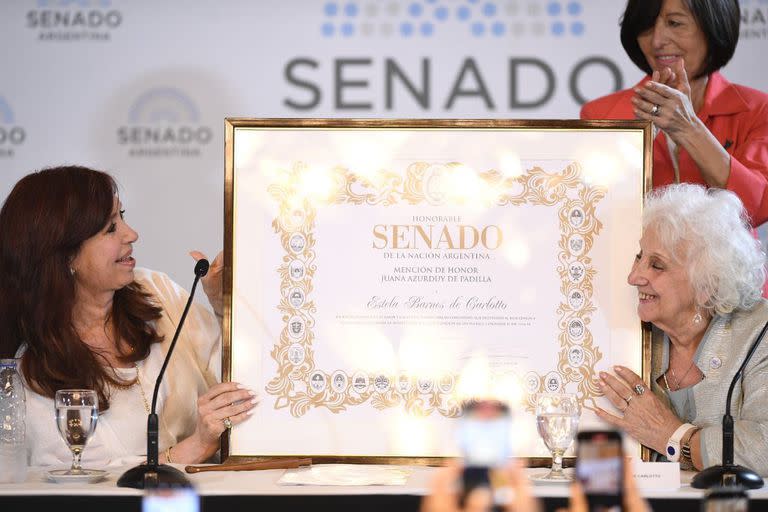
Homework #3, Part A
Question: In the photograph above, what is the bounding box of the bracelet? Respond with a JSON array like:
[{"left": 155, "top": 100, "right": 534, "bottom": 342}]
[
  {"left": 680, "top": 427, "right": 701, "bottom": 469},
  {"left": 165, "top": 445, "right": 174, "bottom": 464},
  {"left": 665, "top": 423, "right": 695, "bottom": 462}
]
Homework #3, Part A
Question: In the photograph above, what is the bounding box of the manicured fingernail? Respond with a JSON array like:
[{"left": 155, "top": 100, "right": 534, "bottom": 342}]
[
  {"left": 248, "top": 390, "right": 256, "bottom": 396},
  {"left": 236, "top": 383, "right": 245, "bottom": 389},
  {"left": 246, "top": 410, "right": 255, "bottom": 416},
  {"left": 614, "top": 366, "right": 623, "bottom": 372},
  {"left": 250, "top": 398, "right": 259, "bottom": 404}
]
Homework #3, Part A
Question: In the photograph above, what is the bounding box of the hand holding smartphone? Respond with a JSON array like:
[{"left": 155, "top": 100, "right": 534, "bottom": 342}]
[
  {"left": 142, "top": 488, "right": 200, "bottom": 512},
  {"left": 456, "top": 399, "right": 512, "bottom": 508},
  {"left": 575, "top": 430, "right": 624, "bottom": 512}
]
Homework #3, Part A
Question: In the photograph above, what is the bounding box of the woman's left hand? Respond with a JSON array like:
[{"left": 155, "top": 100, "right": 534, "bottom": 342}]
[
  {"left": 189, "top": 250, "right": 224, "bottom": 317},
  {"left": 190, "top": 382, "right": 258, "bottom": 455},
  {"left": 593, "top": 366, "right": 682, "bottom": 454},
  {"left": 631, "top": 59, "right": 699, "bottom": 144}
]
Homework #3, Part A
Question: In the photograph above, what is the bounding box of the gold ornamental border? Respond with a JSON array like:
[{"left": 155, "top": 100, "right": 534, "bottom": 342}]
[
  {"left": 222, "top": 118, "right": 654, "bottom": 463},
  {"left": 265, "top": 160, "right": 605, "bottom": 418}
]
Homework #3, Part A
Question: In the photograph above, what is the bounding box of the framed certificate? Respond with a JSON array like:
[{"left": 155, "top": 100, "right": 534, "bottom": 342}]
[{"left": 222, "top": 119, "right": 652, "bottom": 464}]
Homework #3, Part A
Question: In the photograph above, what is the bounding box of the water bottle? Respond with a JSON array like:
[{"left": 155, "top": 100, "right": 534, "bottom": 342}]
[{"left": 0, "top": 358, "right": 27, "bottom": 483}]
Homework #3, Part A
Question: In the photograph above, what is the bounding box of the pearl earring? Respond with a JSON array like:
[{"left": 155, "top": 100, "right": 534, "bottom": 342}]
[{"left": 693, "top": 310, "right": 703, "bottom": 324}]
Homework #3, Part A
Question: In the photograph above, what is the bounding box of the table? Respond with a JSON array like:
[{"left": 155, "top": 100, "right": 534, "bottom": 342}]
[{"left": 1, "top": 465, "right": 766, "bottom": 511}]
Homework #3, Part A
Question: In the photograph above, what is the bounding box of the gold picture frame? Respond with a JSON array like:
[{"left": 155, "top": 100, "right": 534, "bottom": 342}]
[{"left": 222, "top": 118, "right": 653, "bottom": 466}]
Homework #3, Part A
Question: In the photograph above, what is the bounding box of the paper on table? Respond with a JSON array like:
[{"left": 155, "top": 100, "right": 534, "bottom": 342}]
[
  {"left": 277, "top": 464, "right": 411, "bottom": 486},
  {"left": 631, "top": 460, "right": 681, "bottom": 490}
]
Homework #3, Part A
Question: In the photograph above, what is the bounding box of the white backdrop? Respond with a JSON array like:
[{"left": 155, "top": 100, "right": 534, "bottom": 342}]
[{"left": 1, "top": 0, "right": 767, "bottom": 292}]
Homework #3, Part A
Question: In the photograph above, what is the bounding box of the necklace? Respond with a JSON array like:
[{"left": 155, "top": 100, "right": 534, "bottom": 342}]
[
  {"left": 110, "top": 364, "right": 150, "bottom": 413},
  {"left": 668, "top": 359, "right": 697, "bottom": 391},
  {"left": 662, "top": 372, "right": 672, "bottom": 392},
  {"left": 134, "top": 363, "right": 150, "bottom": 414}
]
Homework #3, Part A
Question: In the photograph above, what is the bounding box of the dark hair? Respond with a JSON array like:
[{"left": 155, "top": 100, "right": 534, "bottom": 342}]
[
  {"left": 620, "top": 0, "right": 740, "bottom": 79},
  {"left": 0, "top": 166, "right": 164, "bottom": 410}
]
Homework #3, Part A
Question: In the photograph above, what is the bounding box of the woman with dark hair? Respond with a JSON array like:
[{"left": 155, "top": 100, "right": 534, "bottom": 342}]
[
  {"left": 581, "top": 0, "right": 768, "bottom": 226},
  {"left": 0, "top": 165, "right": 256, "bottom": 467}
]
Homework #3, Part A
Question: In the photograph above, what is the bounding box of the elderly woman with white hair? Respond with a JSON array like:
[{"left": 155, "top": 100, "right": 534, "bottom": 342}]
[{"left": 595, "top": 183, "right": 768, "bottom": 474}]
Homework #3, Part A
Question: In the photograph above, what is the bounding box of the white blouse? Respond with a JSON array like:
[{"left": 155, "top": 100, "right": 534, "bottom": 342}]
[{"left": 20, "top": 268, "right": 221, "bottom": 468}]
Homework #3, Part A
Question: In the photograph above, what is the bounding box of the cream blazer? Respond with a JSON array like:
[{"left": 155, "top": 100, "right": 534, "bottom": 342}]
[
  {"left": 20, "top": 268, "right": 221, "bottom": 468},
  {"left": 650, "top": 300, "right": 768, "bottom": 475}
]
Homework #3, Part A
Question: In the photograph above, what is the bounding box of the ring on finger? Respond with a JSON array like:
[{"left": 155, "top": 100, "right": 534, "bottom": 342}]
[
  {"left": 624, "top": 394, "right": 633, "bottom": 405},
  {"left": 223, "top": 417, "right": 233, "bottom": 429},
  {"left": 634, "top": 384, "right": 646, "bottom": 395},
  {"left": 650, "top": 104, "right": 660, "bottom": 116}
]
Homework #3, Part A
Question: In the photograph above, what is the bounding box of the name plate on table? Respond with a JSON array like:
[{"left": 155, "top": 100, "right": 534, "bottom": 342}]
[
  {"left": 632, "top": 461, "right": 681, "bottom": 490},
  {"left": 223, "top": 119, "right": 652, "bottom": 462}
]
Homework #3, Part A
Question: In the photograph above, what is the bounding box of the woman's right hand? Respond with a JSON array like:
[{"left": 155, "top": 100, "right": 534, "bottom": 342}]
[
  {"left": 630, "top": 58, "right": 731, "bottom": 188},
  {"left": 189, "top": 250, "right": 224, "bottom": 317},
  {"left": 631, "top": 60, "right": 699, "bottom": 144}
]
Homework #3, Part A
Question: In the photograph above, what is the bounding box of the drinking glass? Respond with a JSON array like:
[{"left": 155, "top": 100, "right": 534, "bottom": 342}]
[
  {"left": 53, "top": 389, "right": 99, "bottom": 476},
  {"left": 534, "top": 392, "right": 579, "bottom": 481}
]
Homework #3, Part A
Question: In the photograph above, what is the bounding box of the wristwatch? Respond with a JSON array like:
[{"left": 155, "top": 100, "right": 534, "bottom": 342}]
[{"left": 666, "top": 423, "right": 696, "bottom": 462}]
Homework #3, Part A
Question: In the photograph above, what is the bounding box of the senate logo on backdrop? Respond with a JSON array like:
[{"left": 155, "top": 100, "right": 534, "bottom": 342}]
[
  {"left": 26, "top": 0, "right": 123, "bottom": 42},
  {"left": 316, "top": 0, "right": 587, "bottom": 40},
  {"left": 0, "top": 97, "right": 27, "bottom": 159},
  {"left": 282, "top": 0, "right": 623, "bottom": 113},
  {"left": 115, "top": 87, "right": 213, "bottom": 159}
]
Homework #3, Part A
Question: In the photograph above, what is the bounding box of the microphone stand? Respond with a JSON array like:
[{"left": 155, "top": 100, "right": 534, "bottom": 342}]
[
  {"left": 691, "top": 319, "right": 768, "bottom": 490},
  {"left": 117, "top": 259, "right": 210, "bottom": 489}
]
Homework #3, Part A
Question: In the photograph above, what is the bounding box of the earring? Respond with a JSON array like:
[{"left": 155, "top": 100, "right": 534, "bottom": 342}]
[
  {"left": 693, "top": 310, "right": 703, "bottom": 324},
  {"left": 69, "top": 267, "right": 75, "bottom": 276}
]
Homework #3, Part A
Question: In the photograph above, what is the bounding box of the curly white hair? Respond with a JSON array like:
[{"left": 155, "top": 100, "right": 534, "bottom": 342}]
[{"left": 643, "top": 183, "right": 766, "bottom": 315}]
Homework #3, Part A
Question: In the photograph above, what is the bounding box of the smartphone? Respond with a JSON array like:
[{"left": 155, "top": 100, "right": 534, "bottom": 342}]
[
  {"left": 142, "top": 488, "right": 200, "bottom": 512},
  {"left": 575, "top": 430, "right": 624, "bottom": 512},
  {"left": 456, "top": 399, "right": 512, "bottom": 507}
]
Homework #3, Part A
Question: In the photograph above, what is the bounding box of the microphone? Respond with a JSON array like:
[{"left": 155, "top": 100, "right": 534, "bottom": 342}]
[
  {"left": 117, "top": 259, "right": 210, "bottom": 489},
  {"left": 691, "top": 319, "right": 768, "bottom": 490}
]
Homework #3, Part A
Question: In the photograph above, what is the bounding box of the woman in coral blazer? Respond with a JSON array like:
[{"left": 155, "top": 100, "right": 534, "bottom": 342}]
[{"left": 581, "top": 0, "right": 768, "bottom": 227}]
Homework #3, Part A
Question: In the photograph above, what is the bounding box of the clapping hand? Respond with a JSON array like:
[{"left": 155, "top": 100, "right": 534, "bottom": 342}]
[{"left": 631, "top": 58, "right": 699, "bottom": 145}]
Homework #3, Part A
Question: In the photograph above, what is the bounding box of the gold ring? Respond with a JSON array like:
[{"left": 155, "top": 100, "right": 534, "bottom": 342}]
[{"left": 624, "top": 394, "right": 633, "bottom": 405}]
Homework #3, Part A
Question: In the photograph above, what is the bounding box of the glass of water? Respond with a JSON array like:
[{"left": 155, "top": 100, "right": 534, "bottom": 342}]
[
  {"left": 53, "top": 389, "right": 99, "bottom": 475},
  {"left": 535, "top": 392, "right": 579, "bottom": 481}
]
